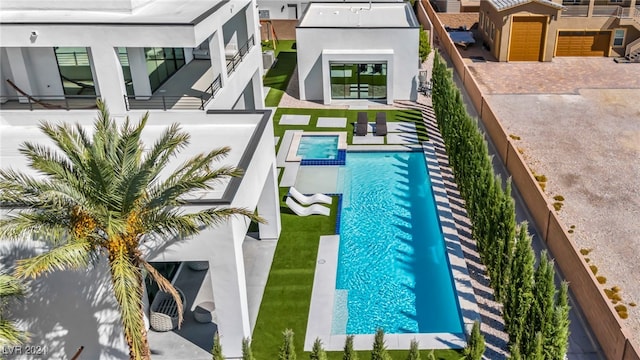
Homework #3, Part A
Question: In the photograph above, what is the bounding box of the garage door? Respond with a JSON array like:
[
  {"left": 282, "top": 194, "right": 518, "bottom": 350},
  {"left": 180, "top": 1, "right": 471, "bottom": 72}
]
[
  {"left": 509, "top": 17, "right": 546, "bottom": 61},
  {"left": 556, "top": 31, "right": 610, "bottom": 57}
]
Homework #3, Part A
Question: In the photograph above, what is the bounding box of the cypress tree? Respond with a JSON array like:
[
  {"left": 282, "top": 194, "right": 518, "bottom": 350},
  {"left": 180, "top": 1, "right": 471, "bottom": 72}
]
[
  {"left": 279, "top": 329, "right": 297, "bottom": 360},
  {"left": 406, "top": 339, "right": 421, "bottom": 360},
  {"left": 343, "top": 335, "right": 358, "bottom": 360},
  {"left": 534, "top": 252, "right": 558, "bottom": 359},
  {"left": 371, "top": 328, "right": 391, "bottom": 360},
  {"left": 549, "top": 282, "right": 570, "bottom": 359},
  {"left": 494, "top": 180, "right": 516, "bottom": 301},
  {"left": 212, "top": 332, "right": 225, "bottom": 360},
  {"left": 310, "top": 338, "right": 328, "bottom": 360},
  {"left": 504, "top": 225, "right": 535, "bottom": 346},
  {"left": 463, "top": 321, "right": 485, "bottom": 360}
]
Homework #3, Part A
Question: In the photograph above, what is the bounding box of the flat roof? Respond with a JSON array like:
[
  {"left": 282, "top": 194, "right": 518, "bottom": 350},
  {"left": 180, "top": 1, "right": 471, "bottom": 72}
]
[
  {"left": 0, "top": 110, "right": 270, "bottom": 203},
  {"left": 0, "top": 0, "right": 229, "bottom": 25},
  {"left": 298, "top": 2, "right": 419, "bottom": 28}
]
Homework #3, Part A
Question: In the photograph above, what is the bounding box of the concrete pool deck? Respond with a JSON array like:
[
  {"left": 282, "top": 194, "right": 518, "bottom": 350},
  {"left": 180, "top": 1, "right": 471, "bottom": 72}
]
[{"left": 302, "top": 142, "right": 480, "bottom": 351}]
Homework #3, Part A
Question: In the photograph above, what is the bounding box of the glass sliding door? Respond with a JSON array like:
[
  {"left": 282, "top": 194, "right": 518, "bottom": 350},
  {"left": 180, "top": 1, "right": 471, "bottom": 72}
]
[
  {"left": 329, "top": 62, "right": 386, "bottom": 100},
  {"left": 144, "top": 47, "right": 186, "bottom": 92}
]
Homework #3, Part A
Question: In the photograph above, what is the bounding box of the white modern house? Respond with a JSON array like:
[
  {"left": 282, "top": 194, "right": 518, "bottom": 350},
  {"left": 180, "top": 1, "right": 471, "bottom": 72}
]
[
  {"left": 0, "top": 0, "right": 264, "bottom": 113},
  {"left": 0, "top": 1, "right": 281, "bottom": 359},
  {"left": 296, "top": 2, "right": 420, "bottom": 105}
]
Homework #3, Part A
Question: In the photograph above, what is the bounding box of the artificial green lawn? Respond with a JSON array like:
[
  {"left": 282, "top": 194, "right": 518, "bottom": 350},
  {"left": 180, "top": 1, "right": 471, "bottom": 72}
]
[
  {"left": 263, "top": 40, "right": 298, "bottom": 107},
  {"left": 250, "top": 107, "right": 462, "bottom": 359}
]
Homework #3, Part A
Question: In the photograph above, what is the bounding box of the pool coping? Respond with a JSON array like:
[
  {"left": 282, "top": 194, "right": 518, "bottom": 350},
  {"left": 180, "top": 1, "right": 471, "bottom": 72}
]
[
  {"left": 286, "top": 131, "right": 348, "bottom": 163},
  {"left": 303, "top": 141, "right": 480, "bottom": 351}
]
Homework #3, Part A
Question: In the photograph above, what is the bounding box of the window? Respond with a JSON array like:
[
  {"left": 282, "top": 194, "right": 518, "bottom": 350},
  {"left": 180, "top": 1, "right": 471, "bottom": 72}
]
[
  {"left": 259, "top": 10, "right": 270, "bottom": 19},
  {"left": 613, "top": 29, "right": 625, "bottom": 47},
  {"left": 330, "top": 62, "right": 387, "bottom": 100},
  {"left": 479, "top": 13, "right": 484, "bottom": 31},
  {"left": 54, "top": 47, "right": 96, "bottom": 96},
  {"left": 484, "top": 15, "right": 490, "bottom": 35},
  {"left": 490, "top": 23, "right": 495, "bottom": 41}
]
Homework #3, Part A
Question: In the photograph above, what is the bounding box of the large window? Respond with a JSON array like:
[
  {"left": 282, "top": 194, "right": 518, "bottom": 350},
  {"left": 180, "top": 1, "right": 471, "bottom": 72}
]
[
  {"left": 613, "top": 29, "right": 626, "bottom": 47},
  {"left": 330, "top": 62, "right": 387, "bottom": 100},
  {"left": 54, "top": 47, "right": 96, "bottom": 95},
  {"left": 145, "top": 48, "right": 186, "bottom": 92}
]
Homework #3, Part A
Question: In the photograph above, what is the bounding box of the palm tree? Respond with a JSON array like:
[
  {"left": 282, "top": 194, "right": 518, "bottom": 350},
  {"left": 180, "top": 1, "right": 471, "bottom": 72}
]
[
  {"left": 0, "top": 273, "right": 27, "bottom": 347},
  {"left": 0, "top": 100, "right": 263, "bottom": 360}
]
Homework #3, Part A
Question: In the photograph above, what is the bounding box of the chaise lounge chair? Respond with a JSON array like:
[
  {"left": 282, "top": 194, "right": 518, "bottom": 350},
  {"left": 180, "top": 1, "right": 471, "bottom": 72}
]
[
  {"left": 286, "top": 197, "right": 330, "bottom": 217},
  {"left": 355, "top": 112, "right": 368, "bottom": 136},
  {"left": 289, "top": 186, "right": 332, "bottom": 205},
  {"left": 375, "top": 112, "right": 387, "bottom": 136}
]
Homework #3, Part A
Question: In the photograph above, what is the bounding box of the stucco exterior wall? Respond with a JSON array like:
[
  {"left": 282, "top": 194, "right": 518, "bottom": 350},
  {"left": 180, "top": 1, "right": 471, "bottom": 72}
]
[
  {"left": 296, "top": 27, "right": 419, "bottom": 104},
  {"left": 479, "top": 2, "right": 560, "bottom": 61}
]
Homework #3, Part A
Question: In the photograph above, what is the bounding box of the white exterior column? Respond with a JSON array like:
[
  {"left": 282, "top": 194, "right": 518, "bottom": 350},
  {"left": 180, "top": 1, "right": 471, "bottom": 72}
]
[
  {"left": 209, "top": 30, "right": 228, "bottom": 86},
  {"left": 126, "top": 48, "right": 152, "bottom": 100},
  {"left": 5, "top": 47, "right": 34, "bottom": 103},
  {"left": 89, "top": 45, "right": 127, "bottom": 114},
  {"left": 257, "top": 161, "right": 281, "bottom": 240},
  {"left": 210, "top": 218, "right": 251, "bottom": 358}
]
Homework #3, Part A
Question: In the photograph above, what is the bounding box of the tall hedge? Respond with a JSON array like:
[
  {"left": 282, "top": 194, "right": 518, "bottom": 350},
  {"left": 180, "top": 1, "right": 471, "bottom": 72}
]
[{"left": 431, "top": 52, "right": 569, "bottom": 359}]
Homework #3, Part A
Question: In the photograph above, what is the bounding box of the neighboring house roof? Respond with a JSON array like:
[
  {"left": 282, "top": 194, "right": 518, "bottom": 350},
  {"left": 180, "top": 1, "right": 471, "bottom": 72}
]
[
  {"left": 488, "top": 0, "right": 564, "bottom": 11},
  {"left": 298, "top": 2, "right": 419, "bottom": 28}
]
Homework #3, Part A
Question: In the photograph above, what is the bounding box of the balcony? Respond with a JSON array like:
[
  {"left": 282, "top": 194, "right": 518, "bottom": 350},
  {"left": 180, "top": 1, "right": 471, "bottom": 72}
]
[
  {"left": 125, "top": 74, "right": 221, "bottom": 111},
  {"left": 0, "top": 94, "right": 99, "bottom": 111},
  {"left": 125, "top": 59, "right": 223, "bottom": 111},
  {"left": 225, "top": 35, "right": 256, "bottom": 77}
]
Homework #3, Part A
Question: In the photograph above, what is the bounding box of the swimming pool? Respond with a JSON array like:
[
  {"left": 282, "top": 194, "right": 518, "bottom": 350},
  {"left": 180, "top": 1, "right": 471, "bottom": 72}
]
[
  {"left": 296, "top": 135, "right": 339, "bottom": 160},
  {"left": 334, "top": 151, "right": 463, "bottom": 334}
]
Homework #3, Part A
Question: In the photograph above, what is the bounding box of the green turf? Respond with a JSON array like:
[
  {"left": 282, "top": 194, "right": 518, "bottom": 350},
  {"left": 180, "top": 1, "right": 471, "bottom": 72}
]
[
  {"left": 271, "top": 107, "right": 428, "bottom": 148},
  {"left": 250, "top": 107, "right": 460, "bottom": 359},
  {"left": 263, "top": 41, "right": 298, "bottom": 107}
]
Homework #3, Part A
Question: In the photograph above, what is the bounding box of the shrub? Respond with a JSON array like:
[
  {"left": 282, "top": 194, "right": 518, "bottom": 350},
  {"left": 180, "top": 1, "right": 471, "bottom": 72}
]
[
  {"left": 406, "top": 339, "right": 421, "bottom": 360},
  {"left": 580, "top": 248, "right": 591, "bottom": 255},
  {"left": 553, "top": 202, "right": 563, "bottom": 211},
  {"left": 597, "top": 276, "right": 607, "bottom": 284},
  {"left": 242, "top": 338, "right": 255, "bottom": 360},
  {"left": 343, "top": 335, "right": 358, "bottom": 360},
  {"left": 279, "top": 329, "right": 296, "bottom": 360},
  {"left": 589, "top": 265, "right": 598, "bottom": 275},
  {"left": 310, "top": 338, "right": 328, "bottom": 360},
  {"left": 509, "top": 134, "right": 521, "bottom": 140},
  {"left": 463, "top": 322, "right": 485, "bottom": 360},
  {"left": 553, "top": 195, "right": 565, "bottom": 201},
  {"left": 419, "top": 26, "right": 431, "bottom": 62},
  {"left": 212, "top": 333, "right": 225, "bottom": 360},
  {"left": 371, "top": 329, "right": 391, "bottom": 360}
]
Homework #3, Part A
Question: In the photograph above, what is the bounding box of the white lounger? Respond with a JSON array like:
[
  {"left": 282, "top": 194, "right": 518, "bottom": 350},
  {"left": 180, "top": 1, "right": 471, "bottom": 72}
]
[
  {"left": 288, "top": 186, "right": 333, "bottom": 206},
  {"left": 286, "top": 197, "right": 330, "bottom": 217}
]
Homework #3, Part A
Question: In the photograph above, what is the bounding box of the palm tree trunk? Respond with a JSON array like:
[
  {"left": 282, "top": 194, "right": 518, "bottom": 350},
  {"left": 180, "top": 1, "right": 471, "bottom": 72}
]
[{"left": 108, "top": 256, "right": 152, "bottom": 360}]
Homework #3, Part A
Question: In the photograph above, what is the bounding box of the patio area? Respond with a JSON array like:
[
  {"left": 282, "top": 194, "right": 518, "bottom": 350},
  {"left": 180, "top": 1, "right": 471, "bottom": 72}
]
[{"left": 147, "top": 235, "right": 277, "bottom": 360}]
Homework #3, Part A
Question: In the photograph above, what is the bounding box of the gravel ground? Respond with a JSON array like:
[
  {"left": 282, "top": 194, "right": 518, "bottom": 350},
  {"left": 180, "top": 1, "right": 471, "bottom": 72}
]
[{"left": 468, "top": 58, "right": 640, "bottom": 349}]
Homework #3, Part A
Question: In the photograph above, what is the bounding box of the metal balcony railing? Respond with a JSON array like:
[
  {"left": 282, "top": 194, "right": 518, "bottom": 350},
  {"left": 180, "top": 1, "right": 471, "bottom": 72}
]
[
  {"left": 124, "top": 74, "right": 222, "bottom": 111},
  {"left": 562, "top": 4, "right": 589, "bottom": 16},
  {"left": 225, "top": 35, "right": 256, "bottom": 76},
  {"left": 0, "top": 94, "right": 99, "bottom": 110}
]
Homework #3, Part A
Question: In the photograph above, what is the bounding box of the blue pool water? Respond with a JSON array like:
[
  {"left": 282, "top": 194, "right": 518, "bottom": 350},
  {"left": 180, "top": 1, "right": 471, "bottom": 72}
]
[
  {"left": 296, "top": 136, "right": 339, "bottom": 160},
  {"left": 335, "top": 151, "right": 463, "bottom": 334}
]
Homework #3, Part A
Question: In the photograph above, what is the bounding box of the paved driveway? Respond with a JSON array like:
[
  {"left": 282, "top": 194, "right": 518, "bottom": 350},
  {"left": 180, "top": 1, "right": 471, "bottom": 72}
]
[{"left": 468, "top": 56, "right": 640, "bottom": 349}]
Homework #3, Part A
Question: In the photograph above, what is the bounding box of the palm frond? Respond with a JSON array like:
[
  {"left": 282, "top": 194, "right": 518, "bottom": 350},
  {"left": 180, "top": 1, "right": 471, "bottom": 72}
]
[
  {"left": 0, "top": 319, "right": 28, "bottom": 347},
  {"left": 0, "top": 210, "right": 70, "bottom": 244},
  {"left": 14, "top": 241, "right": 92, "bottom": 279},
  {"left": 140, "top": 260, "right": 183, "bottom": 327},
  {"left": 109, "top": 251, "right": 147, "bottom": 359},
  {"left": 144, "top": 207, "right": 264, "bottom": 241},
  {"left": 0, "top": 274, "right": 24, "bottom": 298}
]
